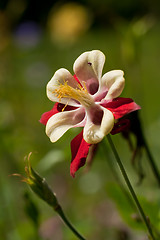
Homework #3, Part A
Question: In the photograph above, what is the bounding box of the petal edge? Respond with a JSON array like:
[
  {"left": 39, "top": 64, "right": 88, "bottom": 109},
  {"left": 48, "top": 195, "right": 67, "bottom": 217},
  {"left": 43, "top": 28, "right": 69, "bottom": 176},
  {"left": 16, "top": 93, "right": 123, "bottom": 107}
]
[{"left": 70, "top": 131, "right": 91, "bottom": 177}]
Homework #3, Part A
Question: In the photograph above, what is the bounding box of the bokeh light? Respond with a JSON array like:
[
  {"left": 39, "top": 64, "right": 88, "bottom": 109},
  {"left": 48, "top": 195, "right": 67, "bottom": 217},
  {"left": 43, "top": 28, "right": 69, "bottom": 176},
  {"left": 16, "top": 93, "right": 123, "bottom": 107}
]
[
  {"left": 14, "top": 21, "right": 42, "bottom": 48},
  {"left": 47, "top": 2, "right": 92, "bottom": 44}
]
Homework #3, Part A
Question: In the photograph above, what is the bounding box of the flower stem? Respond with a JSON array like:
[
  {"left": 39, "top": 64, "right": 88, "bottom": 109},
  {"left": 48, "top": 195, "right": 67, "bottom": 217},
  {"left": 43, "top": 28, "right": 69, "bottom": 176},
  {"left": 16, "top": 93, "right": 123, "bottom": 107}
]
[
  {"left": 107, "top": 134, "right": 156, "bottom": 240},
  {"left": 55, "top": 205, "right": 86, "bottom": 240},
  {"left": 23, "top": 158, "right": 86, "bottom": 240}
]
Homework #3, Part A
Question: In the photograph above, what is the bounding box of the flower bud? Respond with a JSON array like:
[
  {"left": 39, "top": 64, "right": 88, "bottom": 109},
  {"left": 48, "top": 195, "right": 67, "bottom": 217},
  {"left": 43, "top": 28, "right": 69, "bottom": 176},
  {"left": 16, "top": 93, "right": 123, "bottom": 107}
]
[{"left": 24, "top": 158, "right": 59, "bottom": 210}]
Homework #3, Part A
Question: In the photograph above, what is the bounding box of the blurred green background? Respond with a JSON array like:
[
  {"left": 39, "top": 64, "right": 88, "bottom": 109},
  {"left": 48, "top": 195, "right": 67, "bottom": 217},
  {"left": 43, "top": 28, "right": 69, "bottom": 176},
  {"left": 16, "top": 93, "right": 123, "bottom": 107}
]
[{"left": 1, "top": 0, "right": 160, "bottom": 239}]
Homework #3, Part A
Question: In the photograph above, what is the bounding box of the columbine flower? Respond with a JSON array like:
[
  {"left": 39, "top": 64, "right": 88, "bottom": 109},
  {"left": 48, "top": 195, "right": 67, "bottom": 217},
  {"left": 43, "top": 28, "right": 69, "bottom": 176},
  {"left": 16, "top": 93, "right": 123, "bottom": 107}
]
[{"left": 40, "top": 50, "right": 140, "bottom": 177}]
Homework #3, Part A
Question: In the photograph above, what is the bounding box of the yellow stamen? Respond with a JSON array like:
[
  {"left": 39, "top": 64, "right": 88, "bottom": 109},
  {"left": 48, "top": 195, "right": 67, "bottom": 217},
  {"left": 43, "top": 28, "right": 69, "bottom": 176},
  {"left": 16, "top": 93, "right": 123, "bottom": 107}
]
[
  {"left": 53, "top": 80, "right": 94, "bottom": 108},
  {"left": 61, "top": 99, "right": 70, "bottom": 112}
]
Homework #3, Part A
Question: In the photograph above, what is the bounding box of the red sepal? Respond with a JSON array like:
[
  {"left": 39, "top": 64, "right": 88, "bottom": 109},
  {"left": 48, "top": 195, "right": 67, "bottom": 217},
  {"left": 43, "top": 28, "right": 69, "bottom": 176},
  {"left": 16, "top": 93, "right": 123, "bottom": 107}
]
[
  {"left": 70, "top": 130, "right": 91, "bottom": 177},
  {"left": 101, "top": 97, "right": 141, "bottom": 119},
  {"left": 39, "top": 103, "right": 59, "bottom": 126},
  {"left": 111, "top": 119, "right": 130, "bottom": 135},
  {"left": 40, "top": 103, "right": 77, "bottom": 126},
  {"left": 73, "top": 74, "right": 83, "bottom": 87}
]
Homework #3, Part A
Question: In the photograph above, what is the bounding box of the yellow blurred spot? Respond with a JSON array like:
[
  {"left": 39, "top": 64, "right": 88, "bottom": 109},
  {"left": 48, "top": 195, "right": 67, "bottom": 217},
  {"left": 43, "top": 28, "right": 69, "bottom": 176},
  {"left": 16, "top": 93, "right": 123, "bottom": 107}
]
[{"left": 48, "top": 2, "right": 92, "bottom": 44}]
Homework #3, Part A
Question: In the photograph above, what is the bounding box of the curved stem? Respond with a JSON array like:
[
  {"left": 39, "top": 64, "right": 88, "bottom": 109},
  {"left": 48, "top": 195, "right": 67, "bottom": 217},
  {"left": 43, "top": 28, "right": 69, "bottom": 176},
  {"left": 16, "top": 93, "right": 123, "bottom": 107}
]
[
  {"left": 55, "top": 205, "right": 86, "bottom": 240},
  {"left": 107, "top": 134, "right": 156, "bottom": 240},
  {"left": 24, "top": 161, "right": 86, "bottom": 240}
]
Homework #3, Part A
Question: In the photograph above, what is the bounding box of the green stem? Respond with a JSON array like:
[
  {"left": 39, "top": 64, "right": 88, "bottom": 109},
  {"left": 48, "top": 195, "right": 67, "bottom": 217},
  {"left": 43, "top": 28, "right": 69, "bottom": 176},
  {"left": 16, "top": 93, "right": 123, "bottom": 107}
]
[
  {"left": 107, "top": 134, "right": 156, "bottom": 240},
  {"left": 55, "top": 205, "right": 86, "bottom": 240}
]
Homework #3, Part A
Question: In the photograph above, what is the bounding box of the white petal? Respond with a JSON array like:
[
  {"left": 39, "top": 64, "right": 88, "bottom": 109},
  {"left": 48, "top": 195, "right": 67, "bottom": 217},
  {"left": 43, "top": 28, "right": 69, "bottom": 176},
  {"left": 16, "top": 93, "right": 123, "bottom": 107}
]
[
  {"left": 101, "top": 70, "right": 125, "bottom": 100},
  {"left": 47, "top": 68, "right": 80, "bottom": 106},
  {"left": 46, "top": 108, "right": 85, "bottom": 142},
  {"left": 73, "top": 50, "right": 105, "bottom": 95},
  {"left": 83, "top": 107, "right": 114, "bottom": 144}
]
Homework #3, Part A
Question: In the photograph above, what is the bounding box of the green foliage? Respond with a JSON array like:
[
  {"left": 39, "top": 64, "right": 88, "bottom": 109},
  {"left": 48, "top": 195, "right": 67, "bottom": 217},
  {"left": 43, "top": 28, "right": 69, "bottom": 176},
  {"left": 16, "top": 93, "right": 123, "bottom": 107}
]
[
  {"left": 106, "top": 182, "right": 160, "bottom": 234},
  {"left": 106, "top": 182, "right": 145, "bottom": 230}
]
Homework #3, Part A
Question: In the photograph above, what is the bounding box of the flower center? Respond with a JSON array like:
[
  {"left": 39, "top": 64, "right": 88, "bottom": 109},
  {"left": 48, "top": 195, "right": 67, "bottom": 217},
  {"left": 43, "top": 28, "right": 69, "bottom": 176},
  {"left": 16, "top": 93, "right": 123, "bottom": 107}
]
[{"left": 53, "top": 80, "right": 94, "bottom": 108}]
